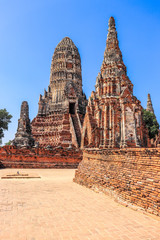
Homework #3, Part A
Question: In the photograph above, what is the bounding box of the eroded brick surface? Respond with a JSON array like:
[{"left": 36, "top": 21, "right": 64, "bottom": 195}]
[
  {"left": 74, "top": 148, "right": 160, "bottom": 216},
  {"left": 0, "top": 146, "right": 82, "bottom": 168}
]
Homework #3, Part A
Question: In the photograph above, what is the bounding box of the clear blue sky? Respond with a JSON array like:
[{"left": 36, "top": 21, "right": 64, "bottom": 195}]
[{"left": 0, "top": 0, "right": 160, "bottom": 145}]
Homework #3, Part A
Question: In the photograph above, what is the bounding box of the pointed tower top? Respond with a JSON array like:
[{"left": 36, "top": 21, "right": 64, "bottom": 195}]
[
  {"left": 20, "top": 101, "right": 29, "bottom": 119},
  {"left": 108, "top": 16, "right": 115, "bottom": 29},
  {"left": 146, "top": 93, "right": 154, "bottom": 114},
  {"left": 100, "top": 17, "right": 133, "bottom": 95},
  {"left": 102, "top": 17, "right": 124, "bottom": 69}
]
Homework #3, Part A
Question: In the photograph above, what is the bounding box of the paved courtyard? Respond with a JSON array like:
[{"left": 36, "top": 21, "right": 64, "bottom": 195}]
[{"left": 0, "top": 169, "right": 159, "bottom": 240}]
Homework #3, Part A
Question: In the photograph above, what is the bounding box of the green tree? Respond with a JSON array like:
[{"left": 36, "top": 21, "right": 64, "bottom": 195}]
[
  {"left": 0, "top": 109, "right": 12, "bottom": 144},
  {"left": 5, "top": 140, "right": 12, "bottom": 145},
  {"left": 142, "top": 109, "right": 159, "bottom": 139}
]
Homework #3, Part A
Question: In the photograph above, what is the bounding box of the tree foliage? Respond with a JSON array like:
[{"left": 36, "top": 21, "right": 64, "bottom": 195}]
[
  {"left": 0, "top": 109, "right": 12, "bottom": 144},
  {"left": 5, "top": 140, "right": 12, "bottom": 145},
  {"left": 142, "top": 109, "right": 159, "bottom": 139}
]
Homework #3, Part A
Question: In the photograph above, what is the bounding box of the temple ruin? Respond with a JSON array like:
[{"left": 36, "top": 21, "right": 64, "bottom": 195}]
[
  {"left": 81, "top": 17, "right": 149, "bottom": 148},
  {"left": 1, "top": 16, "right": 159, "bottom": 218},
  {"left": 74, "top": 17, "right": 160, "bottom": 217},
  {"left": 12, "top": 101, "right": 34, "bottom": 147},
  {"left": 31, "top": 37, "right": 87, "bottom": 148}
]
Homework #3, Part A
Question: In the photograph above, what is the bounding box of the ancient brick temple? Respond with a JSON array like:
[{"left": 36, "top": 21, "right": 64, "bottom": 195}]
[
  {"left": 12, "top": 101, "right": 35, "bottom": 147},
  {"left": 81, "top": 17, "right": 149, "bottom": 148},
  {"left": 32, "top": 37, "right": 87, "bottom": 148}
]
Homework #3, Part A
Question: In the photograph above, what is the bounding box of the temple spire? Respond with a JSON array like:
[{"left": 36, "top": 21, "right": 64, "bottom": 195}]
[
  {"left": 146, "top": 93, "right": 154, "bottom": 114},
  {"left": 101, "top": 16, "right": 132, "bottom": 91},
  {"left": 108, "top": 16, "right": 116, "bottom": 31},
  {"left": 103, "top": 17, "right": 123, "bottom": 65}
]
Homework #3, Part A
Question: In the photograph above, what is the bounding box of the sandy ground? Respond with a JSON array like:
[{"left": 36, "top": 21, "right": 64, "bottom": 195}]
[{"left": 0, "top": 168, "right": 159, "bottom": 240}]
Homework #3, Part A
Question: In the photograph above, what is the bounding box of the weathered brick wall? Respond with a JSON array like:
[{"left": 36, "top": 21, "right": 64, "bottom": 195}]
[
  {"left": 32, "top": 113, "right": 72, "bottom": 148},
  {"left": 74, "top": 148, "right": 160, "bottom": 216},
  {"left": 0, "top": 146, "right": 82, "bottom": 168}
]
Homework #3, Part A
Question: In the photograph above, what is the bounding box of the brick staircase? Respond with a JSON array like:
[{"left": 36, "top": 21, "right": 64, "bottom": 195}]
[{"left": 71, "top": 114, "right": 81, "bottom": 147}]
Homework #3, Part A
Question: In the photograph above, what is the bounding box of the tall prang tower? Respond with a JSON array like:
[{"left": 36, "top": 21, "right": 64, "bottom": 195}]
[
  {"left": 81, "top": 17, "right": 149, "bottom": 148},
  {"left": 32, "top": 37, "right": 87, "bottom": 148}
]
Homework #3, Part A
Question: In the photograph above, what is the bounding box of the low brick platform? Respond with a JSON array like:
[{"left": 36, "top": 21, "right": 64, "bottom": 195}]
[
  {"left": 74, "top": 148, "right": 160, "bottom": 216},
  {"left": 0, "top": 146, "right": 82, "bottom": 168}
]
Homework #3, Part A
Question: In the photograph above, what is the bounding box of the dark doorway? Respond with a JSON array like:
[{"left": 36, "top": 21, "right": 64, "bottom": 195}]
[
  {"left": 69, "top": 103, "right": 75, "bottom": 114},
  {"left": 84, "top": 128, "right": 89, "bottom": 147}
]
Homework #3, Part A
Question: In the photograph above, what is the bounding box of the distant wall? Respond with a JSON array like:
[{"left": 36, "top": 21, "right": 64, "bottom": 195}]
[
  {"left": 74, "top": 148, "right": 160, "bottom": 216},
  {"left": 0, "top": 146, "right": 82, "bottom": 168}
]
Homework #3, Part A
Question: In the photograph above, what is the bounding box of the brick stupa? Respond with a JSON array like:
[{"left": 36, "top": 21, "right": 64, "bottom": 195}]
[
  {"left": 13, "top": 101, "right": 35, "bottom": 147},
  {"left": 32, "top": 37, "right": 87, "bottom": 148},
  {"left": 81, "top": 17, "right": 149, "bottom": 148},
  {"left": 146, "top": 93, "right": 154, "bottom": 114}
]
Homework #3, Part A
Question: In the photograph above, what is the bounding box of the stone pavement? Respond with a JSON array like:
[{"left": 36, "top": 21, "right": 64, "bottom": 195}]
[{"left": 0, "top": 169, "right": 159, "bottom": 240}]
